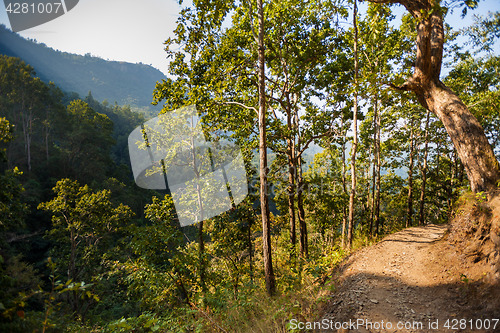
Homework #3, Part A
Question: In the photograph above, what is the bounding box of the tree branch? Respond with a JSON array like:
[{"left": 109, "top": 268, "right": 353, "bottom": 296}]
[
  {"left": 244, "top": 0, "right": 260, "bottom": 45},
  {"left": 6, "top": 231, "right": 42, "bottom": 243},
  {"left": 297, "top": 131, "right": 332, "bottom": 158},
  {"left": 384, "top": 80, "right": 414, "bottom": 91},
  {"left": 223, "top": 101, "right": 258, "bottom": 113},
  {"left": 363, "top": 0, "right": 398, "bottom": 2}
]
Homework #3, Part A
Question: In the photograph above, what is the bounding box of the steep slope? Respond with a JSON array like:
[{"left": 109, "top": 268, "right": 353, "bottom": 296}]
[
  {"left": 319, "top": 224, "right": 500, "bottom": 333},
  {"left": 0, "top": 25, "right": 165, "bottom": 111}
]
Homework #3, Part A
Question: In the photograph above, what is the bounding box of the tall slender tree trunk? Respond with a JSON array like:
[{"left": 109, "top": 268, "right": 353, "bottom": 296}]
[
  {"left": 190, "top": 130, "right": 207, "bottom": 292},
  {"left": 198, "top": 220, "right": 205, "bottom": 290},
  {"left": 294, "top": 99, "right": 308, "bottom": 257},
  {"left": 370, "top": 94, "right": 379, "bottom": 236},
  {"left": 374, "top": 99, "right": 382, "bottom": 235},
  {"left": 370, "top": 155, "right": 375, "bottom": 236},
  {"left": 453, "top": 150, "right": 459, "bottom": 182},
  {"left": 341, "top": 134, "right": 347, "bottom": 248},
  {"left": 419, "top": 110, "right": 430, "bottom": 226},
  {"left": 67, "top": 226, "right": 80, "bottom": 313},
  {"left": 247, "top": 215, "right": 253, "bottom": 285},
  {"left": 347, "top": 0, "right": 359, "bottom": 249},
  {"left": 20, "top": 96, "right": 33, "bottom": 171},
  {"left": 257, "top": 0, "right": 275, "bottom": 296},
  {"left": 297, "top": 156, "right": 308, "bottom": 258},
  {"left": 459, "top": 162, "right": 465, "bottom": 184},
  {"left": 44, "top": 108, "right": 50, "bottom": 162},
  {"left": 406, "top": 120, "right": 415, "bottom": 228},
  {"left": 362, "top": 156, "right": 371, "bottom": 235},
  {"left": 287, "top": 118, "right": 296, "bottom": 257},
  {"left": 450, "top": 150, "right": 459, "bottom": 212}
]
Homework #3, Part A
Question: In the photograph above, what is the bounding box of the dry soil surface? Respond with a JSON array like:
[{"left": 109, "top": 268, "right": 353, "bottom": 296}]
[{"left": 319, "top": 224, "right": 499, "bottom": 333}]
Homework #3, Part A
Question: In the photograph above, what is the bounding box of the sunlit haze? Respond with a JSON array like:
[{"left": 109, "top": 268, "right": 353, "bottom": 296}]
[
  {"left": 0, "top": 0, "right": 499, "bottom": 76},
  {"left": 0, "top": 0, "right": 181, "bottom": 75}
]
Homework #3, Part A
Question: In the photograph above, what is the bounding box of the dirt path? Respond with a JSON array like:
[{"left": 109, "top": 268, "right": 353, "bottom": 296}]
[{"left": 319, "top": 224, "right": 499, "bottom": 333}]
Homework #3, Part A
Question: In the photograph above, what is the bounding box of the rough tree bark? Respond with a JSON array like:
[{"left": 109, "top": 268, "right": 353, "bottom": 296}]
[
  {"left": 297, "top": 156, "right": 308, "bottom": 258},
  {"left": 375, "top": 100, "right": 381, "bottom": 235},
  {"left": 247, "top": 215, "right": 253, "bottom": 284},
  {"left": 370, "top": 151, "right": 375, "bottom": 235},
  {"left": 257, "top": 0, "right": 276, "bottom": 296},
  {"left": 419, "top": 110, "right": 431, "bottom": 225},
  {"left": 198, "top": 220, "right": 205, "bottom": 290},
  {"left": 406, "top": 120, "right": 415, "bottom": 228},
  {"left": 191, "top": 132, "right": 206, "bottom": 291},
  {"left": 347, "top": 0, "right": 359, "bottom": 249},
  {"left": 287, "top": 115, "right": 297, "bottom": 257},
  {"left": 341, "top": 131, "right": 348, "bottom": 248},
  {"left": 370, "top": 93, "right": 380, "bottom": 236},
  {"left": 367, "top": 0, "right": 500, "bottom": 192}
]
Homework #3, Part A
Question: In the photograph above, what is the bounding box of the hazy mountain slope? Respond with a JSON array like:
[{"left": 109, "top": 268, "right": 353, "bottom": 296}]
[{"left": 0, "top": 25, "right": 165, "bottom": 111}]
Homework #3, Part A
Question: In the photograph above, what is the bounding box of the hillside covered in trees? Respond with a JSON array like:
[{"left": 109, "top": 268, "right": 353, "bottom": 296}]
[
  {"left": 0, "top": 25, "right": 165, "bottom": 112},
  {"left": 0, "top": 0, "right": 499, "bottom": 332}
]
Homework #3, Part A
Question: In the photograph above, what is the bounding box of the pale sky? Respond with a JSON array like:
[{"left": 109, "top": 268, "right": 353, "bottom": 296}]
[
  {"left": 0, "top": 0, "right": 181, "bottom": 75},
  {"left": 0, "top": 0, "right": 499, "bottom": 76}
]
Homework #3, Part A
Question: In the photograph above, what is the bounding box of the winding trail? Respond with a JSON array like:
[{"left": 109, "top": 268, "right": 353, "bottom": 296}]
[{"left": 319, "top": 224, "right": 498, "bottom": 333}]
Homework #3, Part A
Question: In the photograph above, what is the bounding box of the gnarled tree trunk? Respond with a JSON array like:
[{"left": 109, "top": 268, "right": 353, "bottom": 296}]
[
  {"left": 368, "top": 0, "right": 500, "bottom": 192},
  {"left": 421, "top": 81, "right": 499, "bottom": 192}
]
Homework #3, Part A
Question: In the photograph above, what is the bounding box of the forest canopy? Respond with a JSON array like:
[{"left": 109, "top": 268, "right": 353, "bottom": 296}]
[{"left": 0, "top": 0, "right": 499, "bottom": 331}]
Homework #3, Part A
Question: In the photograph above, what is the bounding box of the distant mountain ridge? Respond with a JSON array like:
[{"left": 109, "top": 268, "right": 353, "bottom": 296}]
[{"left": 0, "top": 25, "right": 165, "bottom": 111}]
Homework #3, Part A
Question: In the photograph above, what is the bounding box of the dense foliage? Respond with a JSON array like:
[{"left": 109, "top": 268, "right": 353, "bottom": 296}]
[
  {"left": 0, "top": 1, "right": 499, "bottom": 332},
  {"left": 0, "top": 25, "right": 164, "bottom": 112}
]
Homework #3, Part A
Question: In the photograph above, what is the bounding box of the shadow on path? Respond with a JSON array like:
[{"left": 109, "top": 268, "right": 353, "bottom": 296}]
[{"left": 317, "top": 225, "right": 499, "bottom": 333}]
